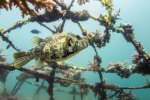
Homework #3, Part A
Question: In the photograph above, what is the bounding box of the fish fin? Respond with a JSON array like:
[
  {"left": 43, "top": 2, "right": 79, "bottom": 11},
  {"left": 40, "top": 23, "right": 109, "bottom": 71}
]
[
  {"left": 13, "top": 52, "right": 34, "bottom": 68},
  {"left": 35, "top": 59, "right": 44, "bottom": 68},
  {"left": 13, "top": 51, "right": 26, "bottom": 59},
  {"left": 32, "top": 36, "right": 43, "bottom": 45}
]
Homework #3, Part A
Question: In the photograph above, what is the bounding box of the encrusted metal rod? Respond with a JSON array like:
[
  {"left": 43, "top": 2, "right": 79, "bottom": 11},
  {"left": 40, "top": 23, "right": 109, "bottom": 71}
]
[
  {"left": 122, "top": 31, "right": 149, "bottom": 60},
  {"left": 25, "top": 81, "right": 70, "bottom": 93},
  {"left": 53, "top": 0, "right": 67, "bottom": 10},
  {"left": 0, "top": 63, "right": 150, "bottom": 97},
  {"left": 70, "top": 86, "right": 77, "bottom": 100},
  {"left": 114, "top": 25, "right": 150, "bottom": 60},
  {"left": 10, "top": 79, "right": 26, "bottom": 96},
  {"left": 0, "top": 60, "right": 146, "bottom": 79},
  {"left": 48, "top": 70, "right": 55, "bottom": 100},
  {"left": 25, "top": 81, "right": 47, "bottom": 89},
  {"left": 2, "top": 18, "right": 30, "bottom": 34},
  {"left": 89, "top": 12, "right": 149, "bottom": 60},
  {"left": 31, "top": 80, "right": 45, "bottom": 100},
  {"left": 96, "top": 57, "right": 107, "bottom": 100},
  {"left": 0, "top": 29, "right": 20, "bottom": 51},
  {"left": 76, "top": 21, "right": 87, "bottom": 35},
  {"left": 55, "top": 0, "right": 75, "bottom": 33},
  {"left": 1, "top": 9, "right": 90, "bottom": 34},
  {"left": 120, "top": 85, "right": 150, "bottom": 90},
  {"left": 0, "top": 3, "right": 90, "bottom": 34},
  {"left": 37, "top": 22, "right": 56, "bottom": 33},
  {"left": 46, "top": 61, "right": 57, "bottom": 100}
]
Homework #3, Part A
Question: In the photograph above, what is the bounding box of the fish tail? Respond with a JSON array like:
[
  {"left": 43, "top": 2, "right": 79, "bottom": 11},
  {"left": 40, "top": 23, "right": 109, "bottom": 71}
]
[{"left": 12, "top": 51, "right": 34, "bottom": 68}]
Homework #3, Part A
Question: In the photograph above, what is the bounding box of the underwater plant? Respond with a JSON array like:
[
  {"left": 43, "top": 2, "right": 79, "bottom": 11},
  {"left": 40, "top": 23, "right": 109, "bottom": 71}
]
[{"left": 0, "top": 0, "right": 150, "bottom": 100}]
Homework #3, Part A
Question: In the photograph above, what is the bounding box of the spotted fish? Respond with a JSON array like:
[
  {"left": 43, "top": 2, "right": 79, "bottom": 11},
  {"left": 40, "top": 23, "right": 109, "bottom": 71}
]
[{"left": 12, "top": 32, "right": 91, "bottom": 68}]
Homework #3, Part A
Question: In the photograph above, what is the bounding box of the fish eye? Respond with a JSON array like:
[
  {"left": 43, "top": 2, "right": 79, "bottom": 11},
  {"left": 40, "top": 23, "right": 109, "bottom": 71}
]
[
  {"left": 67, "top": 38, "right": 73, "bottom": 46},
  {"left": 75, "top": 35, "right": 82, "bottom": 40}
]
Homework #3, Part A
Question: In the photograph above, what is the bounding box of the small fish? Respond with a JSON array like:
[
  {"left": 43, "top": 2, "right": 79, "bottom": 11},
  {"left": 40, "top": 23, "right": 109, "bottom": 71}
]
[
  {"left": 30, "top": 29, "right": 41, "bottom": 34},
  {"left": 12, "top": 33, "right": 92, "bottom": 68}
]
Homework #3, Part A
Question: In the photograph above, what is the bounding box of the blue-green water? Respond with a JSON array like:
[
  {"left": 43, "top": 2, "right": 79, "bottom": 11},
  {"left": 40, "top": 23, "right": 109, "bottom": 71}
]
[{"left": 0, "top": 0, "right": 150, "bottom": 100}]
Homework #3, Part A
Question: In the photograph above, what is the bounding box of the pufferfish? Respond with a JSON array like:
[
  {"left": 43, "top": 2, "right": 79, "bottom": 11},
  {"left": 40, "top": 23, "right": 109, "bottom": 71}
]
[{"left": 13, "top": 32, "right": 92, "bottom": 68}]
